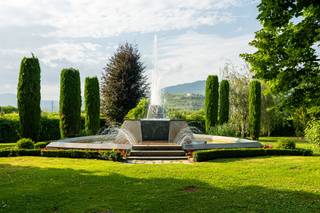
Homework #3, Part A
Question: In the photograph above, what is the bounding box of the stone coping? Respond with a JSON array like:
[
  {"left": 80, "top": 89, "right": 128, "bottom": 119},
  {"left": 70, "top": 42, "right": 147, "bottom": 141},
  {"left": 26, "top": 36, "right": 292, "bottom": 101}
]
[{"left": 46, "top": 141, "right": 131, "bottom": 150}]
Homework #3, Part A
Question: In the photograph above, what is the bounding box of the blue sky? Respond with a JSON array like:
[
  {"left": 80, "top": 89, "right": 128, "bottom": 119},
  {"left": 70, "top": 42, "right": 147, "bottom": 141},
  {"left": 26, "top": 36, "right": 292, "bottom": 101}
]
[{"left": 0, "top": 0, "right": 260, "bottom": 100}]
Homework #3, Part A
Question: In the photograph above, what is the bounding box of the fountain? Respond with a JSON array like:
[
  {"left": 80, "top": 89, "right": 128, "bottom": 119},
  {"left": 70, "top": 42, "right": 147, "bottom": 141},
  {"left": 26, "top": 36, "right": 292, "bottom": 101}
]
[{"left": 46, "top": 34, "right": 262, "bottom": 155}]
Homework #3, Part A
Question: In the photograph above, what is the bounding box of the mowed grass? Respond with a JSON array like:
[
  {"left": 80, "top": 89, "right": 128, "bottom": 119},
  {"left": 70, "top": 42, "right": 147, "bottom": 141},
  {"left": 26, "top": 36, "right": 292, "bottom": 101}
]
[
  {"left": 0, "top": 156, "right": 320, "bottom": 213},
  {"left": 259, "top": 137, "right": 319, "bottom": 154}
]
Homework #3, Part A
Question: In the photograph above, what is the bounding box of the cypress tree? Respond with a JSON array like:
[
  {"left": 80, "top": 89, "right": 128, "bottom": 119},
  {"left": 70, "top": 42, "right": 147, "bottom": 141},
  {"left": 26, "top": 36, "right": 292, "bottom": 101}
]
[
  {"left": 218, "top": 80, "right": 230, "bottom": 124},
  {"left": 205, "top": 75, "right": 219, "bottom": 133},
  {"left": 248, "top": 80, "right": 261, "bottom": 140},
  {"left": 17, "top": 55, "right": 41, "bottom": 141},
  {"left": 84, "top": 76, "right": 100, "bottom": 135},
  {"left": 59, "top": 68, "right": 81, "bottom": 138},
  {"left": 101, "top": 42, "right": 148, "bottom": 124}
]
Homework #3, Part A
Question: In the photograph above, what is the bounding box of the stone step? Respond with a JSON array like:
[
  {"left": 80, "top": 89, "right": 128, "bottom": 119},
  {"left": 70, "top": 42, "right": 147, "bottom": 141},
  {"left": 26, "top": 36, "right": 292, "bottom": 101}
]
[
  {"left": 130, "top": 150, "right": 186, "bottom": 156},
  {"left": 126, "top": 156, "right": 189, "bottom": 160},
  {"left": 132, "top": 144, "right": 182, "bottom": 150}
]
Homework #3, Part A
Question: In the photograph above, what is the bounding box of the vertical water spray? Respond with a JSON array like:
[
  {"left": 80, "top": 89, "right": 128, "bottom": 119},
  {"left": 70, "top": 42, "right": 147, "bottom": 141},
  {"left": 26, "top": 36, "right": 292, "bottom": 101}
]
[{"left": 147, "top": 34, "right": 165, "bottom": 119}]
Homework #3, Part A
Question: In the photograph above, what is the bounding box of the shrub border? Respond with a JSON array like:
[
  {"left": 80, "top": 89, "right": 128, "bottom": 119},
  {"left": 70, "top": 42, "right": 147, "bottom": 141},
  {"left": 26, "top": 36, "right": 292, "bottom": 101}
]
[
  {"left": 193, "top": 148, "right": 313, "bottom": 162},
  {"left": 0, "top": 148, "right": 123, "bottom": 161}
]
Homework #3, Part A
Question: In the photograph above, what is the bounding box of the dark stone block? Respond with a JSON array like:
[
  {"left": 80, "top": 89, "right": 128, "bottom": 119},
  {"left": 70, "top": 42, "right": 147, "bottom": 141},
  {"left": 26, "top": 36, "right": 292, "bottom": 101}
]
[{"left": 141, "top": 120, "right": 169, "bottom": 141}]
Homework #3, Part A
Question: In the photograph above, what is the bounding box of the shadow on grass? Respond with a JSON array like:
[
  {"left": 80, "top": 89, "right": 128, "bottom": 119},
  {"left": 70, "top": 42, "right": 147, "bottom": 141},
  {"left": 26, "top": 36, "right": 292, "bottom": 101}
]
[{"left": 0, "top": 163, "right": 319, "bottom": 213}]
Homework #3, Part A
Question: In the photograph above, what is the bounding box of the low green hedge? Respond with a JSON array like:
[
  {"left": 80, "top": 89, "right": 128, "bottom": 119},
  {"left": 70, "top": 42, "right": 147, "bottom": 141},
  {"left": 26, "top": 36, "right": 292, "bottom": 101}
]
[
  {"left": 193, "top": 148, "right": 313, "bottom": 162},
  {"left": 0, "top": 148, "right": 123, "bottom": 161},
  {"left": 0, "top": 113, "right": 107, "bottom": 142}
]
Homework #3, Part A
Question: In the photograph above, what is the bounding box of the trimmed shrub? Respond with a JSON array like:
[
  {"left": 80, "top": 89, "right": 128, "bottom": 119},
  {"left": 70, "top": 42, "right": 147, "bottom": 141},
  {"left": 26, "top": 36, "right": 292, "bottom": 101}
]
[
  {"left": 193, "top": 148, "right": 313, "bottom": 162},
  {"left": 59, "top": 68, "right": 81, "bottom": 138},
  {"left": 0, "top": 148, "right": 41, "bottom": 157},
  {"left": 208, "top": 123, "right": 237, "bottom": 137},
  {"left": 248, "top": 80, "right": 261, "bottom": 140},
  {"left": 39, "top": 115, "right": 60, "bottom": 141},
  {"left": 125, "top": 98, "right": 149, "bottom": 120},
  {"left": 218, "top": 80, "right": 229, "bottom": 124},
  {"left": 305, "top": 120, "right": 320, "bottom": 147},
  {"left": 205, "top": 75, "right": 219, "bottom": 133},
  {"left": 277, "top": 140, "right": 296, "bottom": 149},
  {"left": 17, "top": 55, "right": 41, "bottom": 141},
  {"left": 84, "top": 77, "right": 100, "bottom": 135},
  {"left": 16, "top": 138, "right": 34, "bottom": 149},
  {"left": 0, "top": 114, "right": 20, "bottom": 142},
  {"left": 34, "top": 142, "right": 49, "bottom": 149}
]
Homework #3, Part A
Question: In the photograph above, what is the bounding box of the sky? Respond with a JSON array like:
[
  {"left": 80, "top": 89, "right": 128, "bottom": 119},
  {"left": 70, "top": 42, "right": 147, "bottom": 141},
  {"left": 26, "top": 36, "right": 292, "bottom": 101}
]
[{"left": 0, "top": 0, "right": 260, "bottom": 101}]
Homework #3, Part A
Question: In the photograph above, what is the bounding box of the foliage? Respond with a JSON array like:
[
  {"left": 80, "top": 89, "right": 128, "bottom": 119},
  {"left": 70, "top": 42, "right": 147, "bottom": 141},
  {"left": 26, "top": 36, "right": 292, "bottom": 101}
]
[
  {"left": 277, "top": 140, "right": 296, "bottom": 149},
  {"left": 208, "top": 123, "right": 237, "bottom": 137},
  {"left": 0, "top": 113, "right": 20, "bottom": 142},
  {"left": 59, "top": 68, "right": 81, "bottom": 138},
  {"left": 218, "top": 80, "right": 229, "bottom": 124},
  {"left": 125, "top": 98, "right": 149, "bottom": 120},
  {"left": 305, "top": 120, "right": 320, "bottom": 147},
  {"left": 34, "top": 142, "right": 49, "bottom": 149},
  {"left": 205, "top": 75, "right": 219, "bottom": 132},
  {"left": 17, "top": 55, "right": 41, "bottom": 141},
  {"left": 222, "top": 64, "right": 251, "bottom": 137},
  {"left": 0, "top": 106, "right": 18, "bottom": 114},
  {"left": 84, "top": 77, "right": 100, "bottom": 135},
  {"left": 16, "top": 138, "right": 34, "bottom": 149},
  {"left": 248, "top": 80, "right": 261, "bottom": 140},
  {"left": 167, "top": 109, "right": 205, "bottom": 132},
  {"left": 241, "top": 0, "right": 320, "bottom": 112},
  {"left": 193, "top": 148, "right": 313, "bottom": 162},
  {"left": 101, "top": 43, "right": 148, "bottom": 124}
]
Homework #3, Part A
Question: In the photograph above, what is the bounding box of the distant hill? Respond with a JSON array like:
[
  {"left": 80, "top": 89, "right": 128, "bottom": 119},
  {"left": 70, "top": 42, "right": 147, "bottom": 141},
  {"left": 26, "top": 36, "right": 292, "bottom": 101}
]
[
  {"left": 0, "top": 93, "right": 59, "bottom": 112},
  {"left": 163, "top": 80, "right": 206, "bottom": 95}
]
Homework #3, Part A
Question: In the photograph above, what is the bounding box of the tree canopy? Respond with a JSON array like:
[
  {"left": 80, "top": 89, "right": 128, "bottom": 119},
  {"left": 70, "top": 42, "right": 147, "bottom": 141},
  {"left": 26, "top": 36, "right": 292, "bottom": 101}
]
[
  {"left": 241, "top": 0, "right": 320, "bottom": 114},
  {"left": 101, "top": 43, "right": 148, "bottom": 124}
]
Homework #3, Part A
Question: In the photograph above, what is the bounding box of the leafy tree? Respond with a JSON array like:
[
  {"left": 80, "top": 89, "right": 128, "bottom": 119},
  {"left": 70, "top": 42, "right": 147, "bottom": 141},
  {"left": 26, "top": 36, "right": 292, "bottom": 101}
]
[
  {"left": 222, "top": 63, "right": 251, "bottom": 137},
  {"left": 84, "top": 77, "right": 100, "bottom": 135},
  {"left": 101, "top": 43, "right": 148, "bottom": 124},
  {"left": 125, "top": 98, "right": 149, "bottom": 120},
  {"left": 218, "top": 80, "right": 229, "bottom": 124},
  {"left": 17, "top": 55, "right": 41, "bottom": 141},
  {"left": 248, "top": 80, "right": 261, "bottom": 140},
  {"left": 205, "top": 75, "right": 219, "bottom": 133},
  {"left": 241, "top": 0, "right": 320, "bottom": 113},
  {"left": 59, "top": 68, "right": 81, "bottom": 138}
]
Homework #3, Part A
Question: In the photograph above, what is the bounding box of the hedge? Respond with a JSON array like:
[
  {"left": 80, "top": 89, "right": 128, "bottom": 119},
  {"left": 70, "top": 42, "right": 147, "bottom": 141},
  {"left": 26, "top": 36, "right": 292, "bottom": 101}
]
[
  {"left": 84, "top": 77, "right": 100, "bottom": 135},
  {"left": 0, "top": 113, "right": 106, "bottom": 143},
  {"left": 248, "top": 80, "right": 261, "bottom": 140},
  {"left": 59, "top": 68, "right": 81, "bottom": 138},
  {"left": 205, "top": 75, "right": 219, "bottom": 133},
  {"left": 193, "top": 148, "right": 313, "bottom": 162},
  {"left": 0, "top": 148, "right": 123, "bottom": 161},
  {"left": 17, "top": 55, "right": 41, "bottom": 141},
  {"left": 218, "top": 80, "right": 229, "bottom": 124}
]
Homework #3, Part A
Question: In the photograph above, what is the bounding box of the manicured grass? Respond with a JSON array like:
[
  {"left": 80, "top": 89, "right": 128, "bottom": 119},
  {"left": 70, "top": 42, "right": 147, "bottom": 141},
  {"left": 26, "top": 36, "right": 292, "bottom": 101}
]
[
  {"left": 0, "top": 143, "right": 16, "bottom": 149},
  {"left": 0, "top": 156, "right": 320, "bottom": 212},
  {"left": 259, "top": 137, "right": 319, "bottom": 154}
]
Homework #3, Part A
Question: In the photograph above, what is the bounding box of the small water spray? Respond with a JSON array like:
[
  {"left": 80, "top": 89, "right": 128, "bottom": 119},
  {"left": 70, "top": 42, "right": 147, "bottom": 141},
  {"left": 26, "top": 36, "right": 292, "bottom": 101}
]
[{"left": 174, "top": 126, "right": 201, "bottom": 145}]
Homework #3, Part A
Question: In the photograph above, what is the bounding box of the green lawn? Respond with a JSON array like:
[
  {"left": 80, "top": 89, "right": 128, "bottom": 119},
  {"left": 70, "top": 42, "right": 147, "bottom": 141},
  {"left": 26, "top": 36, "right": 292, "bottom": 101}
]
[
  {"left": 0, "top": 156, "right": 320, "bottom": 213},
  {"left": 259, "top": 137, "right": 319, "bottom": 154}
]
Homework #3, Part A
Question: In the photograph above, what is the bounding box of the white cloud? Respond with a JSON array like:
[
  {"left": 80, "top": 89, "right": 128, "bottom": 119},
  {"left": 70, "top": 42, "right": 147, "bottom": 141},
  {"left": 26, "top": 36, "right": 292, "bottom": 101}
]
[
  {"left": 0, "top": 0, "right": 239, "bottom": 37},
  {"left": 38, "top": 42, "right": 105, "bottom": 67},
  {"left": 156, "top": 31, "right": 255, "bottom": 88}
]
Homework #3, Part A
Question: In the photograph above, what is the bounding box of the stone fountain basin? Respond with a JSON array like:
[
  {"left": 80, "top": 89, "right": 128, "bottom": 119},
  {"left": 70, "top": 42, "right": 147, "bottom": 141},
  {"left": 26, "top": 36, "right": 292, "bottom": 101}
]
[
  {"left": 185, "top": 134, "right": 262, "bottom": 151},
  {"left": 46, "top": 135, "right": 131, "bottom": 150}
]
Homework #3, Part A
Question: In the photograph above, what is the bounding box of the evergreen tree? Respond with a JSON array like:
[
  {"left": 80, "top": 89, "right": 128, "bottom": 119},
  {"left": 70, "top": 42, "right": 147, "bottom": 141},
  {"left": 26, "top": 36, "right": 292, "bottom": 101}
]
[
  {"left": 205, "top": 75, "right": 219, "bottom": 133},
  {"left": 218, "top": 80, "right": 229, "bottom": 124},
  {"left": 248, "top": 80, "right": 261, "bottom": 140},
  {"left": 101, "top": 43, "right": 148, "bottom": 123},
  {"left": 59, "top": 68, "right": 81, "bottom": 138},
  {"left": 84, "top": 77, "right": 100, "bottom": 135},
  {"left": 17, "top": 55, "right": 41, "bottom": 141}
]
